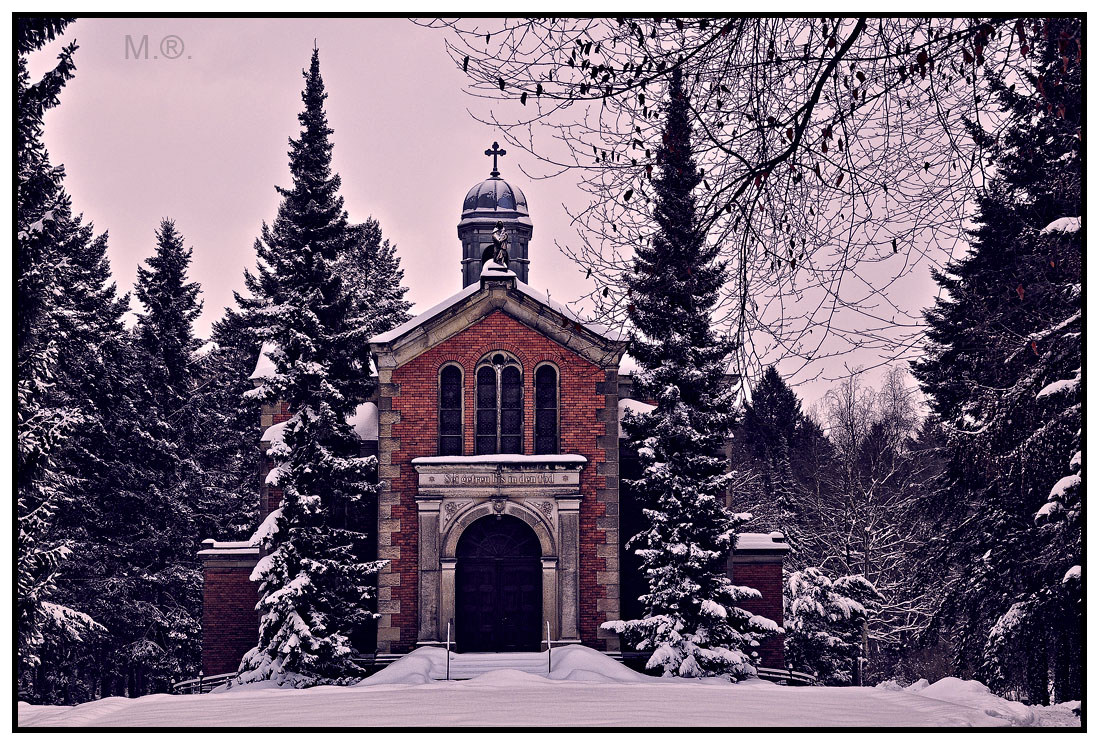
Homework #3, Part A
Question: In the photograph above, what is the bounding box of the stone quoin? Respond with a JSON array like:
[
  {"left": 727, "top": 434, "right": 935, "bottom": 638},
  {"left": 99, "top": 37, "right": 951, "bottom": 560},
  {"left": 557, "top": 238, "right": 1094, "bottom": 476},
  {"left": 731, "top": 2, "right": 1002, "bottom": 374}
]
[{"left": 198, "top": 149, "right": 789, "bottom": 674}]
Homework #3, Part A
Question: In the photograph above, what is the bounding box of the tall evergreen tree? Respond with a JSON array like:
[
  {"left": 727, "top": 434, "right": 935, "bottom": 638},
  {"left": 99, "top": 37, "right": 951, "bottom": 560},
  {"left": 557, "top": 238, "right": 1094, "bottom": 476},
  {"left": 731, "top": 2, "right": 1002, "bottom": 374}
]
[
  {"left": 912, "top": 17, "right": 1081, "bottom": 703},
  {"left": 339, "top": 218, "right": 413, "bottom": 336},
  {"left": 32, "top": 216, "right": 209, "bottom": 703},
  {"left": 188, "top": 308, "right": 264, "bottom": 543},
  {"left": 47, "top": 221, "right": 193, "bottom": 702},
  {"left": 603, "top": 67, "right": 776, "bottom": 678},
  {"left": 730, "top": 366, "right": 806, "bottom": 557},
  {"left": 235, "top": 48, "right": 384, "bottom": 686},
  {"left": 135, "top": 218, "right": 202, "bottom": 402},
  {"left": 16, "top": 17, "right": 103, "bottom": 685}
]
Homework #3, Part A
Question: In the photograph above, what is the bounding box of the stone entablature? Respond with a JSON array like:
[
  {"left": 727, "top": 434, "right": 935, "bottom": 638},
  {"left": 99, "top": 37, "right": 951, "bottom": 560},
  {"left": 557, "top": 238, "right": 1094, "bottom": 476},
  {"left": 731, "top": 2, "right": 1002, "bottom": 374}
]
[
  {"left": 413, "top": 454, "right": 586, "bottom": 492},
  {"left": 411, "top": 455, "right": 586, "bottom": 648}
]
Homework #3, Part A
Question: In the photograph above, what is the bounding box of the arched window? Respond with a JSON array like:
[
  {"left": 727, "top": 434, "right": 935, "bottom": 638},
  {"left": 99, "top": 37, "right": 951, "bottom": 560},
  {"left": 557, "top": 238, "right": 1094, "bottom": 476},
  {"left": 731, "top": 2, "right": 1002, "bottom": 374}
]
[
  {"left": 439, "top": 364, "right": 463, "bottom": 456},
  {"left": 534, "top": 364, "right": 559, "bottom": 454},
  {"left": 475, "top": 352, "right": 523, "bottom": 455}
]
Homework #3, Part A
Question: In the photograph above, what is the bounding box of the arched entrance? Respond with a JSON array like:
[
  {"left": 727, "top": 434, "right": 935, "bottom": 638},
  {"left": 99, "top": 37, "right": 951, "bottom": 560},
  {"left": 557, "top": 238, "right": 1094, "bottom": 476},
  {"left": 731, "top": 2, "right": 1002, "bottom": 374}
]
[{"left": 455, "top": 514, "right": 542, "bottom": 652}]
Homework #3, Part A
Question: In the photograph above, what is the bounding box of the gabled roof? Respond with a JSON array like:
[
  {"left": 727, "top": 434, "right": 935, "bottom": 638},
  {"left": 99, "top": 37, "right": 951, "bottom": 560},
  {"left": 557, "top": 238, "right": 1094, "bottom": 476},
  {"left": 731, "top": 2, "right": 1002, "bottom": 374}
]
[{"left": 369, "top": 267, "right": 625, "bottom": 369}]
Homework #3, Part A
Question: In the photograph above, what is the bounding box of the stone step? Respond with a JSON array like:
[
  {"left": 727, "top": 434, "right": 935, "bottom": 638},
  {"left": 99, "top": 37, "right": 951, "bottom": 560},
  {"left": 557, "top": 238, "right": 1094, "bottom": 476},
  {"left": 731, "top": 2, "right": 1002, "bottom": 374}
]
[{"left": 435, "top": 652, "right": 551, "bottom": 680}]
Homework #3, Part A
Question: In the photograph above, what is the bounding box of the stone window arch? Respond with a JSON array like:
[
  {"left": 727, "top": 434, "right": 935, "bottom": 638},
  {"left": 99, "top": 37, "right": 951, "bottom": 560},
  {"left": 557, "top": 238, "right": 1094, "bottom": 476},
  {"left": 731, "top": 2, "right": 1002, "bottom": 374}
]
[
  {"left": 534, "top": 362, "right": 560, "bottom": 455},
  {"left": 475, "top": 351, "right": 523, "bottom": 455},
  {"left": 438, "top": 363, "right": 464, "bottom": 456}
]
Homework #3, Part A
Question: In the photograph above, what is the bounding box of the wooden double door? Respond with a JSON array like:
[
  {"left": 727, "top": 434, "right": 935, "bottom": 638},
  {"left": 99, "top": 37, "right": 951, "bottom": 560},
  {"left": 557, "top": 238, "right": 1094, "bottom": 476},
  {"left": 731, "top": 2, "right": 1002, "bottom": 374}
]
[{"left": 455, "top": 515, "right": 542, "bottom": 652}]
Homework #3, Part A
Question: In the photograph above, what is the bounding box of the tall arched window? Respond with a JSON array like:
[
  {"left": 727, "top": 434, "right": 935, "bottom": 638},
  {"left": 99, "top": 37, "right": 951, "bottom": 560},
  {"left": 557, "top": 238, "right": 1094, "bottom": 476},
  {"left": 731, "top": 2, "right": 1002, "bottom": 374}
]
[
  {"left": 476, "top": 352, "right": 523, "bottom": 454},
  {"left": 438, "top": 364, "right": 463, "bottom": 456},
  {"left": 534, "top": 364, "right": 559, "bottom": 454}
]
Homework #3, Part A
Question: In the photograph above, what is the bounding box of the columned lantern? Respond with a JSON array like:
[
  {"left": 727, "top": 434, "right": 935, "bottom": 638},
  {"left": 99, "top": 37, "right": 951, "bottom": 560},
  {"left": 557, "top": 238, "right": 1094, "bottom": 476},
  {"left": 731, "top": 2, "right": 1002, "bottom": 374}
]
[{"left": 458, "top": 142, "right": 533, "bottom": 287}]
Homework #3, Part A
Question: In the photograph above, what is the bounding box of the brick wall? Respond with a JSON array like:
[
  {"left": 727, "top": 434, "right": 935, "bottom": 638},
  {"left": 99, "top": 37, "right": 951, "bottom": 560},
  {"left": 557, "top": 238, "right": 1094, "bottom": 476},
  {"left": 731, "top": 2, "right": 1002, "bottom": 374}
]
[
  {"left": 259, "top": 401, "right": 291, "bottom": 518},
  {"left": 730, "top": 560, "right": 785, "bottom": 668},
  {"left": 384, "top": 310, "right": 614, "bottom": 651},
  {"left": 201, "top": 563, "right": 259, "bottom": 675}
]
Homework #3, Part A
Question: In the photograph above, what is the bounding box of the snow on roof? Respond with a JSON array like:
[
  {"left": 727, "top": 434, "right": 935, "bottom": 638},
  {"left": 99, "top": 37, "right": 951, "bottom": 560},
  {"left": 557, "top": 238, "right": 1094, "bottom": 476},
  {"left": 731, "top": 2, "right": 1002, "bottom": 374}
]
[
  {"left": 1039, "top": 216, "right": 1082, "bottom": 235},
  {"left": 191, "top": 340, "right": 218, "bottom": 361},
  {"left": 197, "top": 538, "right": 260, "bottom": 558},
  {"left": 371, "top": 282, "right": 482, "bottom": 344},
  {"left": 249, "top": 341, "right": 279, "bottom": 380},
  {"left": 412, "top": 454, "right": 587, "bottom": 467},
  {"left": 370, "top": 275, "right": 623, "bottom": 345},
  {"left": 261, "top": 402, "right": 379, "bottom": 443},
  {"left": 736, "top": 532, "right": 791, "bottom": 552},
  {"left": 618, "top": 398, "right": 656, "bottom": 438},
  {"left": 349, "top": 402, "right": 379, "bottom": 440},
  {"left": 517, "top": 280, "right": 622, "bottom": 341}
]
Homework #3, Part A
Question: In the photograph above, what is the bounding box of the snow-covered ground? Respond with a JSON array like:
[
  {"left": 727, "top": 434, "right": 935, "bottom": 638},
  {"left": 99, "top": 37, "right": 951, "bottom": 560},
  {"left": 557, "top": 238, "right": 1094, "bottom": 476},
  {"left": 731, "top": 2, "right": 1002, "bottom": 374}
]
[{"left": 18, "top": 647, "right": 1080, "bottom": 728}]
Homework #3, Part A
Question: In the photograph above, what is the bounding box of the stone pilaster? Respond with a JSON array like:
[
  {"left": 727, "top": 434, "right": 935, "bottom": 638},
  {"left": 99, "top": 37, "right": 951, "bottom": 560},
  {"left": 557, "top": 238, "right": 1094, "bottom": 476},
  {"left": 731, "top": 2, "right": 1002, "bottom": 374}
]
[
  {"left": 557, "top": 497, "right": 581, "bottom": 641},
  {"left": 594, "top": 366, "right": 622, "bottom": 650},
  {"left": 417, "top": 497, "right": 442, "bottom": 642},
  {"left": 374, "top": 368, "right": 402, "bottom": 651}
]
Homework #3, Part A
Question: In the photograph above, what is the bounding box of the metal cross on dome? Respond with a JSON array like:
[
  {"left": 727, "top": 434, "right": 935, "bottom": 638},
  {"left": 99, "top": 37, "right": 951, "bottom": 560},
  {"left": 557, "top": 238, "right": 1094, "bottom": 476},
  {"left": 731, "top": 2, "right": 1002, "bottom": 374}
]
[{"left": 484, "top": 141, "right": 507, "bottom": 177}]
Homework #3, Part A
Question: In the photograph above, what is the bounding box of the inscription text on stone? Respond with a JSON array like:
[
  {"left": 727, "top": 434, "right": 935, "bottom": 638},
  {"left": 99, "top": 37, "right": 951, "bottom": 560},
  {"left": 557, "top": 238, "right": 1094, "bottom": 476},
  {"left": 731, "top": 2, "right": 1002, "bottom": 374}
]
[{"left": 442, "top": 472, "right": 560, "bottom": 486}]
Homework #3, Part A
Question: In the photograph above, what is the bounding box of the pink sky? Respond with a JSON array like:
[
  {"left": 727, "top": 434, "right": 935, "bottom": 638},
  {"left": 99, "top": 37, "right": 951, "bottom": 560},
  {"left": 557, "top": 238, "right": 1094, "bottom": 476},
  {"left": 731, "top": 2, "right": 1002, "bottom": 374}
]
[{"left": 30, "top": 17, "right": 936, "bottom": 406}]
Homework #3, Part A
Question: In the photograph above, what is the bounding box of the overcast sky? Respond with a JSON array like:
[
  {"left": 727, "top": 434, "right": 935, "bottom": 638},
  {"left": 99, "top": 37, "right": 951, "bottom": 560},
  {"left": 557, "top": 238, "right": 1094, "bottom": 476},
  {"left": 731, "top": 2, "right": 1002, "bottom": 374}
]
[{"left": 30, "top": 17, "right": 939, "bottom": 407}]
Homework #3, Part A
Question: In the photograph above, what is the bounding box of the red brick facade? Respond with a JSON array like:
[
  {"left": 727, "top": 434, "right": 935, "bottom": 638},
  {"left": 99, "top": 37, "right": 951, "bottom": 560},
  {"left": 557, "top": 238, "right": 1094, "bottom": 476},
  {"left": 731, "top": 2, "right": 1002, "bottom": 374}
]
[
  {"left": 384, "top": 310, "right": 614, "bottom": 651},
  {"left": 730, "top": 560, "right": 785, "bottom": 668},
  {"left": 201, "top": 564, "right": 259, "bottom": 675}
]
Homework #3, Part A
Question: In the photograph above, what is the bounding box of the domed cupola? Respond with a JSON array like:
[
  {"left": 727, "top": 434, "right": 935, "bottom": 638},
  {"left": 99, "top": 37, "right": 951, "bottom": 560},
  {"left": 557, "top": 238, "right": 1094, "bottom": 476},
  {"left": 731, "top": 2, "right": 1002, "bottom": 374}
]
[
  {"left": 461, "top": 178, "right": 529, "bottom": 215},
  {"left": 458, "top": 142, "right": 533, "bottom": 288}
]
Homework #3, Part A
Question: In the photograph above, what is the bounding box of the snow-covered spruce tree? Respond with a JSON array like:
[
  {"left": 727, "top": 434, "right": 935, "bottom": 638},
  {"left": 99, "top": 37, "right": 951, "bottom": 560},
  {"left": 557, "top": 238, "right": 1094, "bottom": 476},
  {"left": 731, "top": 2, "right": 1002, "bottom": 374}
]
[
  {"left": 235, "top": 48, "right": 385, "bottom": 687},
  {"left": 730, "top": 366, "right": 807, "bottom": 560},
  {"left": 784, "top": 568, "right": 881, "bottom": 686},
  {"left": 188, "top": 308, "right": 264, "bottom": 543},
  {"left": 37, "top": 215, "right": 208, "bottom": 702},
  {"left": 339, "top": 218, "right": 413, "bottom": 337},
  {"left": 912, "top": 17, "right": 1081, "bottom": 704},
  {"left": 98, "top": 218, "right": 212, "bottom": 695},
  {"left": 135, "top": 218, "right": 202, "bottom": 404},
  {"left": 34, "top": 217, "right": 132, "bottom": 704},
  {"left": 16, "top": 17, "right": 103, "bottom": 690},
  {"left": 602, "top": 66, "right": 777, "bottom": 678}
]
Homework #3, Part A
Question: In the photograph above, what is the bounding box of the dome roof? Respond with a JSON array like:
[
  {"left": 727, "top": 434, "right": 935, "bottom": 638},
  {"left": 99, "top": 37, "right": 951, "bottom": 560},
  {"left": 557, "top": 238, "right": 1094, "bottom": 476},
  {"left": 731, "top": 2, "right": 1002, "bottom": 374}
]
[{"left": 462, "top": 176, "right": 529, "bottom": 216}]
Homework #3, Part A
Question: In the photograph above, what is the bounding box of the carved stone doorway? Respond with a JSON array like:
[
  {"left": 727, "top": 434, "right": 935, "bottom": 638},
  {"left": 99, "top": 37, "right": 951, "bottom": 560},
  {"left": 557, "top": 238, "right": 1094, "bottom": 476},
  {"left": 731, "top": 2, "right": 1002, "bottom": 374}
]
[{"left": 455, "top": 515, "right": 542, "bottom": 652}]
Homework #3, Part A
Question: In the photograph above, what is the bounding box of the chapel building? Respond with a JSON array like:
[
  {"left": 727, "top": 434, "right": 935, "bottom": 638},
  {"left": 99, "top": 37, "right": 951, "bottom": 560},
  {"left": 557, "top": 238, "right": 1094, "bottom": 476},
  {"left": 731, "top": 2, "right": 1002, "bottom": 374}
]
[{"left": 198, "top": 148, "right": 789, "bottom": 675}]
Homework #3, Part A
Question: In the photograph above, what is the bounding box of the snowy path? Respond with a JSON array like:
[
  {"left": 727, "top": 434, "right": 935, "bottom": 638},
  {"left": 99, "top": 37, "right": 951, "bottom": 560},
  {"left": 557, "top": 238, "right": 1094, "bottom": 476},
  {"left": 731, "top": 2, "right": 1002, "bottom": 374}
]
[
  {"left": 17, "top": 676, "right": 1014, "bottom": 728},
  {"left": 18, "top": 648, "right": 1080, "bottom": 728}
]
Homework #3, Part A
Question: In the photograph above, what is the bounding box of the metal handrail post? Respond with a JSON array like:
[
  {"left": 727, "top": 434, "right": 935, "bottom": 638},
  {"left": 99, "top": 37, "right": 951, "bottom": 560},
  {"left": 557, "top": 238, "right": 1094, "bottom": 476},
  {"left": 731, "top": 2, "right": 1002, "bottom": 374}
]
[
  {"left": 546, "top": 621, "right": 552, "bottom": 675},
  {"left": 446, "top": 621, "right": 451, "bottom": 681}
]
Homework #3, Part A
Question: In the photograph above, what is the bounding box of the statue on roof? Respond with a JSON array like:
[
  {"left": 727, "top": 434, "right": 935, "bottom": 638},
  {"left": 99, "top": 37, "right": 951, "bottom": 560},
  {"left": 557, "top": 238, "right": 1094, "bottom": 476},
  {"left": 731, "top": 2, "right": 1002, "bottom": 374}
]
[{"left": 481, "top": 219, "right": 511, "bottom": 269}]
